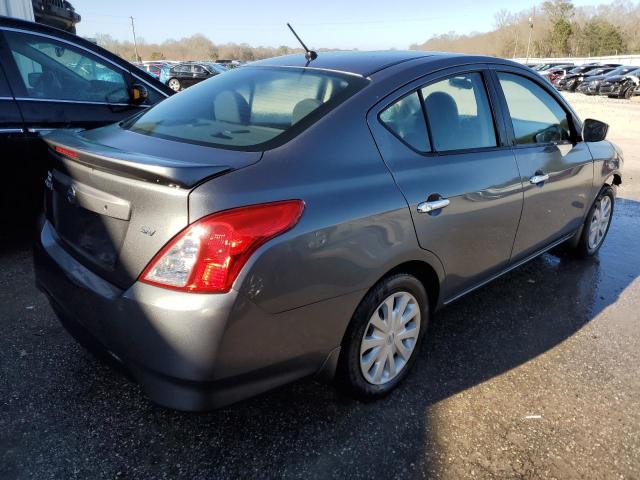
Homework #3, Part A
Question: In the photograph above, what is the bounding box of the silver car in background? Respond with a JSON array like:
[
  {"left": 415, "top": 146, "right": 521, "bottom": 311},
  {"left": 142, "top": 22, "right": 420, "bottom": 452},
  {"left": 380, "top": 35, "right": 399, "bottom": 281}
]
[{"left": 35, "top": 52, "right": 622, "bottom": 410}]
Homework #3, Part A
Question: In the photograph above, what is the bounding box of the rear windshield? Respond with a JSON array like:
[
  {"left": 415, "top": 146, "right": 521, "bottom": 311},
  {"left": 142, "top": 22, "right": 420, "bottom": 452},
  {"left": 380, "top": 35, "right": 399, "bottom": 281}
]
[{"left": 124, "top": 66, "right": 367, "bottom": 150}]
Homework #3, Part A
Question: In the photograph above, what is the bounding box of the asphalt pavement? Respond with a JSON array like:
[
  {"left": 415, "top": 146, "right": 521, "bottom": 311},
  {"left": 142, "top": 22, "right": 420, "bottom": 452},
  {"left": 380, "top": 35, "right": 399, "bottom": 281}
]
[{"left": 1, "top": 194, "right": 639, "bottom": 479}]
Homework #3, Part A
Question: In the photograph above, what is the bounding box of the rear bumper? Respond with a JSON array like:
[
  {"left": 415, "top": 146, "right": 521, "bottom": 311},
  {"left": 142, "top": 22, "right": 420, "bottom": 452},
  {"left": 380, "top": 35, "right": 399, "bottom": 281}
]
[{"left": 34, "top": 220, "right": 346, "bottom": 410}]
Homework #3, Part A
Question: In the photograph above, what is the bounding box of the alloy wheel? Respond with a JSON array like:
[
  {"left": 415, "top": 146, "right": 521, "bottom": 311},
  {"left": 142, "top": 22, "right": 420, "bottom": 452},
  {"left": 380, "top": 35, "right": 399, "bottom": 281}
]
[{"left": 588, "top": 195, "right": 612, "bottom": 250}]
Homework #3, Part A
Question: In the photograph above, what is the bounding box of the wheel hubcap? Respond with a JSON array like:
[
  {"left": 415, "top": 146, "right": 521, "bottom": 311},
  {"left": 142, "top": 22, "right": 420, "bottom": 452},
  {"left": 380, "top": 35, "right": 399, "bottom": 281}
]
[
  {"left": 169, "top": 80, "right": 180, "bottom": 91},
  {"left": 588, "top": 195, "right": 611, "bottom": 250},
  {"left": 360, "top": 291, "right": 421, "bottom": 385}
]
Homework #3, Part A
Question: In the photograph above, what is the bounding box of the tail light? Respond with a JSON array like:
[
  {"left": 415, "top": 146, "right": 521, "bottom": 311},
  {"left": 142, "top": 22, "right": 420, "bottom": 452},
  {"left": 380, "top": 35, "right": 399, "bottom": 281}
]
[{"left": 140, "top": 200, "right": 304, "bottom": 293}]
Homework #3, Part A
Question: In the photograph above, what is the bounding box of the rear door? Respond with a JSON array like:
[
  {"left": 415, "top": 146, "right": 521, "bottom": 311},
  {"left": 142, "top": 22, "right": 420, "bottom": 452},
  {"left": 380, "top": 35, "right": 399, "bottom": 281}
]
[
  {"left": 0, "top": 57, "right": 34, "bottom": 226},
  {"left": 368, "top": 66, "right": 523, "bottom": 301},
  {"left": 491, "top": 69, "right": 594, "bottom": 261}
]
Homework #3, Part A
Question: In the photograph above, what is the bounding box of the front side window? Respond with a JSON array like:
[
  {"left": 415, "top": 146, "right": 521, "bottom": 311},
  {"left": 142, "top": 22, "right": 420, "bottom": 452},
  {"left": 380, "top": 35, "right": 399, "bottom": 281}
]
[
  {"left": 497, "top": 73, "right": 571, "bottom": 145},
  {"left": 125, "top": 66, "right": 366, "bottom": 150},
  {"left": 420, "top": 73, "right": 497, "bottom": 152},
  {"left": 379, "top": 92, "right": 429, "bottom": 152},
  {"left": 5, "top": 31, "right": 129, "bottom": 103}
]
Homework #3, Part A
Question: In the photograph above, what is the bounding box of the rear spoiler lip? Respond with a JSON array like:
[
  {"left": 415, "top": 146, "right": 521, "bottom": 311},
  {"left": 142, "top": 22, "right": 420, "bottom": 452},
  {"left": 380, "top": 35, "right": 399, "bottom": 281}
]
[{"left": 43, "top": 129, "right": 234, "bottom": 189}]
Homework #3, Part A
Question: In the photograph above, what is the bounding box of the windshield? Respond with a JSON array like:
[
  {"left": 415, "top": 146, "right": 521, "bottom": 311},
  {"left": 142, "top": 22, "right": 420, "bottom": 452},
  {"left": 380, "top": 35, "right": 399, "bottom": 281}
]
[
  {"left": 586, "top": 68, "right": 608, "bottom": 76},
  {"left": 125, "top": 66, "right": 367, "bottom": 150},
  {"left": 605, "top": 66, "right": 633, "bottom": 77},
  {"left": 569, "top": 66, "right": 595, "bottom": 74}
]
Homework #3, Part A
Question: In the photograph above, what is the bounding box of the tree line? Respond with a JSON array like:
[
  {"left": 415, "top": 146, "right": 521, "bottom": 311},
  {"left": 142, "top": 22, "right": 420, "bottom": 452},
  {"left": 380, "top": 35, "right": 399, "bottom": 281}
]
[
  {"left": 95, "top": 33, "right": 307, "bottom": 62},
  {"left": 94, "top": 0, "right": 640, "bottom": 62},
  {"left": 410, "top": 0, "right": 640, "bottom": 58}
]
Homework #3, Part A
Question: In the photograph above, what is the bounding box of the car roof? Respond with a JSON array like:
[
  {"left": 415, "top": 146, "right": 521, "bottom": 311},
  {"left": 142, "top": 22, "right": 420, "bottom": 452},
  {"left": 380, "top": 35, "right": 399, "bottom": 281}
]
[{"left": 249, "top": 51, "right": 463, "bottom": 76}]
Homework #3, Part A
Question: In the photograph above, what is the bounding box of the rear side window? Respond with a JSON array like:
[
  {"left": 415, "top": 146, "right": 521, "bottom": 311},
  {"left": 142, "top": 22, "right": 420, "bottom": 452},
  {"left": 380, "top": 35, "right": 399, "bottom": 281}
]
[
  {"left": 379, "top": 92, "right": 430, "bottom": 152},
  {"left": 125, "top": 66, "right": 366, "bottom": 150},
  {"left": 497, "top": 73, "right": 571, "bottom": 145},
  {"left": 420, "top": 73, "right": 497, "bottom": 151}
]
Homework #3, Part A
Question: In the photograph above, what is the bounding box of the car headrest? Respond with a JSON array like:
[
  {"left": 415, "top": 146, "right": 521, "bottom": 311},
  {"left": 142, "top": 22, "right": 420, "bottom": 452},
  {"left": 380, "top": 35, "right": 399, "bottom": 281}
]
[
  {"left": 214, "top": 91, "right": 250, "bottom": 124},
  {"left": 292, "top": 98, "right": 322, "bottom": 125},
  {"left": 425, "top": 92, "right": 459, "bottom": 125}
]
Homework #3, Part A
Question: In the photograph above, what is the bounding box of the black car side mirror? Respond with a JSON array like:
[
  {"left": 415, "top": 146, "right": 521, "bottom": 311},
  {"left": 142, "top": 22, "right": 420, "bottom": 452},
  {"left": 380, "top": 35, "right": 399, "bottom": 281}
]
[
  {"left": 582, "top": 118, "right": 609, "bottom": 142},
  {"left": 130, "top": 84, "right": 149, "bottom": 105},
  {"left": 28, "top": 72, "right": 43, "bottom": 88}
]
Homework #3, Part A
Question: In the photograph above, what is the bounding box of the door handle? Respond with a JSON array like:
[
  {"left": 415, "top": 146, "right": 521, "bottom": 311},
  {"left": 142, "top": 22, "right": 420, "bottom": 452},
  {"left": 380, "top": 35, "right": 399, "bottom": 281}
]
[
  {"left": 529, "top": 173, "right": 549, "bottom": 185},
  {"left": 417, "top": 198, "right": 450, "bottom": 214}
]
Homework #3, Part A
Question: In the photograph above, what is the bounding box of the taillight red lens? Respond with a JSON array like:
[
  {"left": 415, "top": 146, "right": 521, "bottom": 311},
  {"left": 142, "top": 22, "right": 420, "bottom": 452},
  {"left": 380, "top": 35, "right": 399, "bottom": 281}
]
[{"left": 140, "top": 200, "right": 305, "bottom": 293}]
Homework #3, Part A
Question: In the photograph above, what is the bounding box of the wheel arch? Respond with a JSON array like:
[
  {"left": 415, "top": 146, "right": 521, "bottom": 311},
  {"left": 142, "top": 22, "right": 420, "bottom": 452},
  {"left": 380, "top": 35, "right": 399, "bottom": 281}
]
[{"left": 380, "top": 260, "right": 441, "bottom": 313}]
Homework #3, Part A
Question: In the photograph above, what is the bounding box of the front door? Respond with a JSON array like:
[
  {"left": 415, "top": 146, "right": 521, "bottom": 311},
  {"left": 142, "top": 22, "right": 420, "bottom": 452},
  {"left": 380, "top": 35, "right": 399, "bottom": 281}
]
[
  {"left": 493, "top": 71, "right": 594, "bottom": 261},
  {"left": 368, "top": 69, "right": 524, "bottom": 301}
]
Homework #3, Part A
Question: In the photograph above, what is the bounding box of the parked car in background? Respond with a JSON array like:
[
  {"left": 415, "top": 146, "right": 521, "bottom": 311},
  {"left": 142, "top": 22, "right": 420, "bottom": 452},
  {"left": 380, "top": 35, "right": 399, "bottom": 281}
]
[
  {"left": 537, "top": 63, "right": 574, "bottom": 78},
  {"left": 557, "top": 66, "right": 619, "bottom": 92},
  {"left": 599, "top": 68, "right": 640, "bottom": 99},
  {"left": 543, "top": 66, "right": 571, "bottom": 86},
  {"left": 35, "top": 51, "right": 622, "bottom": 411},
  {"left": 0, "top": 15, "right": 173, "bottom": 227},
  {"left": 164, "top": 61, "right": 228, "bottom": 91},
  {"left": 138, "top": 62, "right": 166, "bottom": 79},
  {"left": 577, "top": 66, "right": 639, "bottom": 95}
]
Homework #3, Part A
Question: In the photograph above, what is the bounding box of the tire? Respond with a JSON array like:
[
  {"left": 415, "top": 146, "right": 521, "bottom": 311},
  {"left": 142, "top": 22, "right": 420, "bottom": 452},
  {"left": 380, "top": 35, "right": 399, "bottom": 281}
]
[
  {"left": 337, "top": 273, "right": 429, "bottom": 400},
  {"left": 572, "top": 186, "right": 614, "bottom": 258},
  {"left": 167, "top": 78, "right": 181, "bottom": 92}
]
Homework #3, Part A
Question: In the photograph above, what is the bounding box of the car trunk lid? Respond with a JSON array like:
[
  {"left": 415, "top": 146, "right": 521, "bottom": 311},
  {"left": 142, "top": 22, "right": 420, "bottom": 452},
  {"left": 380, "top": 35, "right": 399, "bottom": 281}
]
[{"left": 42, "top": 127, "right": 261, "bottom": 289}]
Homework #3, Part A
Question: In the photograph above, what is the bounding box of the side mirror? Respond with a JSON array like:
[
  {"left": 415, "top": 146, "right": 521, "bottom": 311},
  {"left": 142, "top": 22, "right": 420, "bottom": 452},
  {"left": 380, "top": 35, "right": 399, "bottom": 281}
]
[
  {"left": 582, "top": 118, "right": 608, "bottom": 142},
  {"left": 130, "top": 84, "right": 149, "bottom": 105},
  {"left": 534, "top": 124, "right": 562, "bottom": 144},
  {"left": 28, "top": 72, "right": 43, "bottom": 88}
]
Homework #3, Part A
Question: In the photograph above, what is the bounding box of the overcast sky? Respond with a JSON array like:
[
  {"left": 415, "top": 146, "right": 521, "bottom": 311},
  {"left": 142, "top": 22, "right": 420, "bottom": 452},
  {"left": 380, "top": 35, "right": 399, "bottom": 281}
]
[{"left": 75, "top": 0, "right": 606, "bottom": 50}]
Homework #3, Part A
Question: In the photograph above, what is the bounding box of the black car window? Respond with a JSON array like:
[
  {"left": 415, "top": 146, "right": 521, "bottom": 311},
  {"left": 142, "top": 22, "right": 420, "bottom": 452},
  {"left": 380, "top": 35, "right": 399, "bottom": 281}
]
[
  {"left": 193, "top": 65, "right": 205, "bottom": 74},
  {"left": 379, "top": 92, "right": 430, "bottom": 152},
  {"left": 497, "top": 73, "right": 571, "bottom": 145},
  {"left": 125, "top": 66, "right": 366, "bottom": 150},
  {"left": 4, "top": 31, "right": 129, "bottom": 104},
  {"left": 420, "top": 73, "right": 497, "bottom": 152}
]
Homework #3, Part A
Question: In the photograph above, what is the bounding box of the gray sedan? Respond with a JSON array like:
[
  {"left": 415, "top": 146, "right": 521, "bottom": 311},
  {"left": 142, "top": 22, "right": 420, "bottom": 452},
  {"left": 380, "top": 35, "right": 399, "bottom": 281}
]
[{"left": 34, "top": 51, "right": 623, "bottom": 410}]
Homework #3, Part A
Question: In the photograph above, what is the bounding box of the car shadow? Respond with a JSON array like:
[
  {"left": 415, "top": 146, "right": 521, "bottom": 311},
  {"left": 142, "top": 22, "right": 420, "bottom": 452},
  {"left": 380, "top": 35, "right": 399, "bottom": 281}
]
[{"left": 2, "top": 198, "right": 638, "bottom": 478}]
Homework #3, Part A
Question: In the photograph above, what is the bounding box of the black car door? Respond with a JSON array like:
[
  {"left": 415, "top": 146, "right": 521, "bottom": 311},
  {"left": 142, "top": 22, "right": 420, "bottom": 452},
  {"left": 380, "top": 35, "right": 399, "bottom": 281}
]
[
  {"left": 0, "top": 58, "right": 35, "bottom": 228},
  {"left": 192, "top": 64, "right": 210, "bottom": 85}
]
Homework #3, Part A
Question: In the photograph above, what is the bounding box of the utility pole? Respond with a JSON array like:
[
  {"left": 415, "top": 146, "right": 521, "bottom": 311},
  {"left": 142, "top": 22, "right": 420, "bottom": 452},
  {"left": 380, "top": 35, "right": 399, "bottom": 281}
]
[
  {"left": 130, "top": 16, "right": 140, "bottom": 62},
  {"left": 525, "top": 6, "right": 535, "bottom": 64},
  {"left": 513, "top": 29, "right": 519, "bottom": 59}
]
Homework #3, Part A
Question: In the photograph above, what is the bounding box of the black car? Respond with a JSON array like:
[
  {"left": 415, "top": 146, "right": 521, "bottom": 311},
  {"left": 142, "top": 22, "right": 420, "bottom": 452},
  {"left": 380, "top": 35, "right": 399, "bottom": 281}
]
[
  {"left": 0, "top": 16, "right": 173, "bottom": 228},
  {"left": 577, "top": 66, "right": 638, "bottom": 95},
  {"left": 556, "top": 64, "right": 620, "bottom": 91},
  {"left": 599, "top": 68, "right": 640, "bottom": 99},
  {"left": 32, "top": 0, "right": 80, "bottom": 33},
  {"left": 164, "top": 62, "right": 227, "bottom": 91},
  {"left": 558, "top": 66, "right": 618, "bottom": 92}
]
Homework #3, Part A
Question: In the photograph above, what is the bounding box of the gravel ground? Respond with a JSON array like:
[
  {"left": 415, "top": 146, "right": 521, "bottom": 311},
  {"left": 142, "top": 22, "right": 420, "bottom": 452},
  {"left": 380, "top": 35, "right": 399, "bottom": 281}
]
[{"left": 1, "top": 93, "right": 639, "bottom": 479}]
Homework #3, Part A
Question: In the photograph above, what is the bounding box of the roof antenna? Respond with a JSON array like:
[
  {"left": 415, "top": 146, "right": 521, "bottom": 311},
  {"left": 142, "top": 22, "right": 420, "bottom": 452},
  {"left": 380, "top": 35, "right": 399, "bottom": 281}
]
[{"left": 287, "top": 23, "right": 318, "bottom": 62}]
